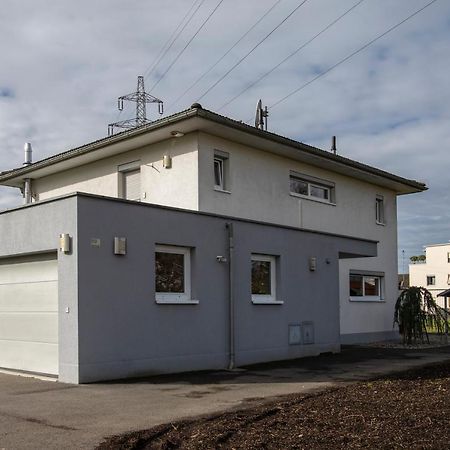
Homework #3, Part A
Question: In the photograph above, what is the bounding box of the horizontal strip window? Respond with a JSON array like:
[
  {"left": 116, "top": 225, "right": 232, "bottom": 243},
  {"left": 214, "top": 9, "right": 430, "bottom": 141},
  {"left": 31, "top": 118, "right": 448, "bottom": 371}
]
[{"left": 289, "top": 172, "right": 335, "bottom": 203}]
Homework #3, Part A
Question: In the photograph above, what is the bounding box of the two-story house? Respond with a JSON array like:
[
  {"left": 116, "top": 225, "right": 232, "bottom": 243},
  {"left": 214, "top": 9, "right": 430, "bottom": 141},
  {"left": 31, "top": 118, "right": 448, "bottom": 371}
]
[
  {"left": 409, "top": 243, "right": 450, "bottom": 308},
  {"left": 0, "top": 104, "right": 425, "bottom": 383}
]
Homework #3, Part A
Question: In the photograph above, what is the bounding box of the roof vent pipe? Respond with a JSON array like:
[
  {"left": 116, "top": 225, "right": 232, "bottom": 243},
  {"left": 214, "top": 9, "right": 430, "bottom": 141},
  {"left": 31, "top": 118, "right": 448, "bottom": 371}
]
[
  {"left": 331, "top": 136, "right": 337, "bottom": 155},
  {"left": 24, "top": 143, "right": 32, "bottom": 166}
]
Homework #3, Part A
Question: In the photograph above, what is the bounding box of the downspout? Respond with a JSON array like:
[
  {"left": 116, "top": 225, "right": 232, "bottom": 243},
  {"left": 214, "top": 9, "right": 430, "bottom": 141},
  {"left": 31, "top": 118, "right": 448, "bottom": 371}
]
[{"left": 226, "top": 222, "right": 235, "bottom": 370}]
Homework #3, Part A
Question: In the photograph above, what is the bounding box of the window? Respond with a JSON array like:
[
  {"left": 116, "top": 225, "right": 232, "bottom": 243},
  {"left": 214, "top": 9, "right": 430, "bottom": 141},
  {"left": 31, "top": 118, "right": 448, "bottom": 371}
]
[
  {"left": 447, "top": 274, "right": 450, "bottom": 285},
  {"left": 289, "top": 172, "right": 335, "bottom": 203},
  {"left": 251, "top": 254, "right": 281, "bottom": 304},
  {"left": 213, "top": 151, "right": 229, "bottom": 192},
  {"left": 427, "top": 275, "right": 436, "bottom": 286},
  {"left": 155, "top": 245, "right": 195, "bottom": 304},
  {"left": 447, "top": 252, "right": 450, "bottom": 263},
  {"left": 118, "top": 161, "right": 141, "bottom": 201},
  {"left": 375, "top": 195, "right": 385, "bottom": 224},
  {"left": 349, "top": 273, "right": 383, "bottom": 300}
]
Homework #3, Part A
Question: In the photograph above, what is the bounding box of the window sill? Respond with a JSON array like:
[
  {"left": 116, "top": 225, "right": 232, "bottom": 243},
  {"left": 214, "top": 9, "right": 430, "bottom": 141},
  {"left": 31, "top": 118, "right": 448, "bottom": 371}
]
[
  {"left": 376, "top": 221, "right": 386, "bottom": 226},
  {"left": 155, "top": 299, "right": 199, "bottom": 305},
  {"left": 349, "top": 297, "right": 385, "bottom": 303},
  {"left": 214, "top": 187, "right": 231, "bottom": 194},
  {"left": 290, "top": 192, "right": 336, "bottom": 206},
  {"left": 251, "top": 299, "right": 284, "bottom": 305}
]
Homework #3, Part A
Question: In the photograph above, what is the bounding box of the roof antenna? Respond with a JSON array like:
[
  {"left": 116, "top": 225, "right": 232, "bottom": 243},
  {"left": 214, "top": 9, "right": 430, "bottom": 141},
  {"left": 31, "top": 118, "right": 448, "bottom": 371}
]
[
  {"left": 331, "top": 136, "right": 337, "bottom": 155},
  {"left": 108, "top": 76, "right": 164, "bottom": 136},
  {"left": 255, "top": 99, "right": 269, "bottom": 131}
]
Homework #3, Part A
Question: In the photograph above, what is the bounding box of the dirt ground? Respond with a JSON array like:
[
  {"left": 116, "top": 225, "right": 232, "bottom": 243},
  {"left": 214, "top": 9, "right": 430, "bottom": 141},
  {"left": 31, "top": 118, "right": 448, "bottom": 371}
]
[{"left": 97, "top": 361, "right": 450, "bottom": 450}]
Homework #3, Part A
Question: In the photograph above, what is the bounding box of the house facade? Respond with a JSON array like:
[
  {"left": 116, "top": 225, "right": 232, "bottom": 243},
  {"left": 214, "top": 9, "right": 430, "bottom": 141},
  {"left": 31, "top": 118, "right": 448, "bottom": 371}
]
[
  {"left": 409, "top": 243, "right": 450, "bottom": 308},
  {"left": 0, "top": 104, "right": 425, "bottom": 382}
]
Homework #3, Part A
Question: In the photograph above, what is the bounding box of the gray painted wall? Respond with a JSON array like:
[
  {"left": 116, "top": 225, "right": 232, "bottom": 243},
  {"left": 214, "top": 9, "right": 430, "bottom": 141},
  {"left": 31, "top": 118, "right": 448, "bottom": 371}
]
[
  {"left": 0, "top": 194, "right": 377, "bottom": 383},
  {"left": 0, "top": 197, "right": 79, "bottom": 383}
]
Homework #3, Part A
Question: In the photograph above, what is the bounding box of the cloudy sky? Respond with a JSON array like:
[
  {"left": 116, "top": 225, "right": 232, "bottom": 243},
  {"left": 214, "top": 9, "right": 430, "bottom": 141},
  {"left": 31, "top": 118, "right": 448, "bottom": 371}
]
[{"left": 0, "top": 0, "right": 448, "bottom": 269}]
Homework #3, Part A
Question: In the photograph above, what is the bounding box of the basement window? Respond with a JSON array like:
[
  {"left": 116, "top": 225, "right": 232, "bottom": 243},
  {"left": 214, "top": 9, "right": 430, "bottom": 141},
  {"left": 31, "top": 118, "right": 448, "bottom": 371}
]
[
  {"left": 289, "top": 172, "right": 335, "bottom": 204},
  {"left": 349, "top": 273, "right": 383, "bottom": 301},
  {"left": 251, "top": 254, "right": 282, "bottom": 304},
  {"left": 155, "top": 245, "right": 197, "bottom": 304}
]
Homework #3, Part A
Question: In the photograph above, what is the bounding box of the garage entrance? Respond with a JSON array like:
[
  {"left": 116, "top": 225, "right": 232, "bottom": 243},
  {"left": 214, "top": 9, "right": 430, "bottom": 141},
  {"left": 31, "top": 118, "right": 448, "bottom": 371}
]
[{"left": 0, "top": 253, "right": 58, "bottom": 375}]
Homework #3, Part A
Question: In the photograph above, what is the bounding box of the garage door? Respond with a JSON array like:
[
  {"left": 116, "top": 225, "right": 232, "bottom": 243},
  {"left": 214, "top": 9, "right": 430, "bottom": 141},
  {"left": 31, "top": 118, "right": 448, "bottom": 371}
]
[{"left": 0, "top": 254, "right": 58, "bottom": 375}]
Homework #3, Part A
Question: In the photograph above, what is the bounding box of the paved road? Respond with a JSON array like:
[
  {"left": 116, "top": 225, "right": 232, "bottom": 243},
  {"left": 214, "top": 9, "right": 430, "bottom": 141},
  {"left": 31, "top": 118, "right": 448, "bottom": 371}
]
[{"left": 0, "top": 345, "right": 449, "bottom": 450}]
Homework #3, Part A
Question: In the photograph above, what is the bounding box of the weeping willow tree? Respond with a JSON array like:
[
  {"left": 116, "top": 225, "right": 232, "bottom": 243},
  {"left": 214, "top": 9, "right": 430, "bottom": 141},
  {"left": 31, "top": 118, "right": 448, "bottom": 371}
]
[{"left": 394, "top": 286, "right": 446, "bottom": 345}]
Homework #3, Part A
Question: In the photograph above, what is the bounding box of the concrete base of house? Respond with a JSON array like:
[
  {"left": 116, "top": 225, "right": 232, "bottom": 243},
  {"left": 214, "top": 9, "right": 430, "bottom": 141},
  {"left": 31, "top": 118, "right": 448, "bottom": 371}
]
[{"left": 340, "top": 330, "right": 400, "bottom": 345}]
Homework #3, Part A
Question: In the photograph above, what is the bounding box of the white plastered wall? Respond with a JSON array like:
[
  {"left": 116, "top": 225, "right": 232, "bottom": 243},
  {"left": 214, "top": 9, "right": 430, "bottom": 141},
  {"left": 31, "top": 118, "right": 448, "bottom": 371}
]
[
  {"left": 33, "top": 133, "right": 199, "bottom": 211},
  {"left": 197, "top": 132, "right": 399, "bottom": 338}
]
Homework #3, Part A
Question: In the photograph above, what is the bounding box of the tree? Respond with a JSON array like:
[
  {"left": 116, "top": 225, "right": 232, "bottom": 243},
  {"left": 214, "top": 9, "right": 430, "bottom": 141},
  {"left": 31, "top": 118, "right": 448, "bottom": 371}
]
[
  {"left": 409, "top": 255, "right": 419, "bottom": 264},
  {"left": 394, "top": 286, "right": 446, "bottom": 345}
]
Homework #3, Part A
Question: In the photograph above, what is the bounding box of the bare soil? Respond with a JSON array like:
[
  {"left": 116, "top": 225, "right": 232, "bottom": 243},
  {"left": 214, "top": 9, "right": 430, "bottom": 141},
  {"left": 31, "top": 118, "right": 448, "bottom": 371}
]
[{"left": 97, "top": 361, "right": 450, "bottom": 450}]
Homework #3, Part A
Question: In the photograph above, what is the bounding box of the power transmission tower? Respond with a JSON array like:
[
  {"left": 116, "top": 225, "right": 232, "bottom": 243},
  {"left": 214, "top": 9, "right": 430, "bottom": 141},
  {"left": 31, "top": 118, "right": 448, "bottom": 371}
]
[{"left": 108, "top": 76, "right": 164, "bottom": 136}]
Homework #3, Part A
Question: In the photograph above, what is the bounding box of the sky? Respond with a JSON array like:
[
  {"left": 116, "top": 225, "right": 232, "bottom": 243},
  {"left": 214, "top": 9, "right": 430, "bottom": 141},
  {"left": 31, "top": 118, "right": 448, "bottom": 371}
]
[{"left": 0, "top": 0, "right": 448, "bottom": 271}]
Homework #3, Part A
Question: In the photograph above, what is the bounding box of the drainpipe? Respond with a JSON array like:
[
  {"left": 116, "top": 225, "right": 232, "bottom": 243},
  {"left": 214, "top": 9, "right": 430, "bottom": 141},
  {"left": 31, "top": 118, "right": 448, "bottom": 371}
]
[{"left": 226, "top": 222, "right": 235, "bottom": 370}]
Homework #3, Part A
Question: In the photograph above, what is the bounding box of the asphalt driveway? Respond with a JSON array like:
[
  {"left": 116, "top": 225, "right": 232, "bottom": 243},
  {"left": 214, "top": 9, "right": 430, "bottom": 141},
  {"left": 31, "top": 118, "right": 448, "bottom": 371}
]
[{"left": 0, "top": 345, "right": 449, "bottom": 450}]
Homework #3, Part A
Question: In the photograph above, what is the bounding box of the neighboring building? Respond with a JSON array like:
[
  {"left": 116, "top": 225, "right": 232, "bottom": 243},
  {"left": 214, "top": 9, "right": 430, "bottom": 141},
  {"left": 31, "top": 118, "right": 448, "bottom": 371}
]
[
  {"left": 0, "top": 104, "right": 426, "bottom": 382},
  {"left": 409, "top": 243, "right": 450, "bottom": 308}
]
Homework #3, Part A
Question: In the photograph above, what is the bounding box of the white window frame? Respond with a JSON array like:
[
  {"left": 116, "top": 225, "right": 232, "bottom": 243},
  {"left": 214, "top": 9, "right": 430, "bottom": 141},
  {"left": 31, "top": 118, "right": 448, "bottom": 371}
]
[
  {"left": 375, "top": 195, "right": 385, "bottom": 225},
  {"left": 349, "top": 273, "right": 384, "bottom": 302},
  {"left": 213, "top": 150, "right": 230, "bottom": 193},
  {"left": 289, "top": 172, "right": 335, "bottom": 205},
  {"left": 251, "top": 254, "right": 282, "bottom": 305},
  {"left": 155, "top": 245, "right": 197, "bottom": 304},
  {"left": 427, "top": 275, "right": 436, "bottom": 286}
]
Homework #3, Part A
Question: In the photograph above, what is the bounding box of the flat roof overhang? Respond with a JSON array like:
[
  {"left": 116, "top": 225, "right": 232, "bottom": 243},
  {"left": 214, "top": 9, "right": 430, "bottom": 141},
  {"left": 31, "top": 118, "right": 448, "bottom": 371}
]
[{"left": 0, "top": 107, "right": 426, "bottom": 195}]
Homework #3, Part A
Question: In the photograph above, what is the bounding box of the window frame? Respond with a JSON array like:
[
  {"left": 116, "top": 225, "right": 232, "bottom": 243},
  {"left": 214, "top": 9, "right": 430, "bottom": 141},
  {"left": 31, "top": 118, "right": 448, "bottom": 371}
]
[
  {"left": 426, "top": 275, "right": 436, "bottom": 286},
  {"left": 375, "top": 195, "right": 385, "bottom": 225},
  {"left": 251, "top": 254, "right": 282, "bottom": 305},
  {"left": 155, "top": 245, "right": 197, "bottom": 304},
  {"left": 289, "top": 171, "right": 335, "bottom": 205},
  {"left": 349, "top": 272, "right": 384, "bottom": 302},
  {"left": 213, "top": 150, "right": 230, "bottom": 193},
  {"left": 447, "top": 252, "right": 450, "bottom": 263}
]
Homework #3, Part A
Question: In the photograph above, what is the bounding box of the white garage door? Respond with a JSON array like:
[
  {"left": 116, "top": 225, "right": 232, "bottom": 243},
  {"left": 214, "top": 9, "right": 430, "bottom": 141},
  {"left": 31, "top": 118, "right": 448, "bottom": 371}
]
[{"left": 0, "top": 254, "right": 58, "bottom": 375}]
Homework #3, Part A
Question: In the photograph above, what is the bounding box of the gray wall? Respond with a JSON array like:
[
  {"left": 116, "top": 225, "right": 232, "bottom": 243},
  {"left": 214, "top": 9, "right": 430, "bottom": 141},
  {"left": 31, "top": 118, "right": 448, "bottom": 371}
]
[
  {"left": 0, "top": 197, "right": 79, "bottom": 383},
  {"left": 76, "top": 194, "right": 376, "bottom": 382}
]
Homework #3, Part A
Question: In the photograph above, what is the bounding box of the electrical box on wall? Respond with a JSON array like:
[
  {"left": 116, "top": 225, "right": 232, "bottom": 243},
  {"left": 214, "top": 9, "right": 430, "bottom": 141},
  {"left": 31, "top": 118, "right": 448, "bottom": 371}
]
[
  {"left": 288, "top": 324, "right": 301, "bottom": 345},
  {"left": 302, "top": 321, "right": 315, "bottom": 344},
  {"left": 114, "top": 237, "right": 127, "bottom": 255}
]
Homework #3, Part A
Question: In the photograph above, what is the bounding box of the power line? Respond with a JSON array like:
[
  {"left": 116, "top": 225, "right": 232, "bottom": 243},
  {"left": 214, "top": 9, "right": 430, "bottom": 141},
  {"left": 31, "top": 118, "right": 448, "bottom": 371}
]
[
  {"left": 143, "top": 0, "right": 203, "bottom": 80},
  {"left": 149, "top": 0, "right": 226, "bottom": 92},
  {"left": 166, "top": 0, "right": 283, "bottom": 113},
  {"left": 217, "top": 0, "right": 365, "bottom": 112},
  {"left": 195, "top": 0, "right": 310, "bottom": 103},
  {"left": 263, "top": 0, "right": 439, "bottom": 117}
]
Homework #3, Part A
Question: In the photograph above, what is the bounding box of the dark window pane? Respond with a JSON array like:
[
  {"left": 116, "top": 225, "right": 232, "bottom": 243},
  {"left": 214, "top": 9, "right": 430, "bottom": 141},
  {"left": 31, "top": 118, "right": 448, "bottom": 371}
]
[
  {"left": 349, "top": 275, "right": 363, "bottom": 296},
  {"left": 290, "top": 177, "right": 308, "bottom": 195},
  {"left": 364, "top": 277, "right": 379, "bottom": 296},
  {"left": 310, "top": 184, "right": 329, "bottom": 200},
  {"left": 155, "top": 252, "right": 184, "bottom": 293},
  {"left": 214, "top": 159, "right": 223, "bottom": 187},
  {"left": 252, "top": 260, "right": 271, "bottom": 295}
]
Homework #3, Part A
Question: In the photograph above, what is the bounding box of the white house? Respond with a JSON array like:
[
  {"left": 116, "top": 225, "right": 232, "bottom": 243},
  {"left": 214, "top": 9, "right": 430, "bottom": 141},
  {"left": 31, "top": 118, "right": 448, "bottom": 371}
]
[
  {"left": 409, "top": 243, "right": 450, "bottom": 308},
  {"left": 0, "top": 104, "right": 426, "bottom": 382}
]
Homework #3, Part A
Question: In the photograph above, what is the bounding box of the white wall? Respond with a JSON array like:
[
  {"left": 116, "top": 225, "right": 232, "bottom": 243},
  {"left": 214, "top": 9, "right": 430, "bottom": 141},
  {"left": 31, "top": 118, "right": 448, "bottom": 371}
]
[
  {"left": 198, "top": 132, "right": 399, "bottom": 339},
  {"left": 409, "top": 244, "right": 450, "bottom": 308},
  {"left": 34, "top": 133, "right": 199, "bottom": 211}
]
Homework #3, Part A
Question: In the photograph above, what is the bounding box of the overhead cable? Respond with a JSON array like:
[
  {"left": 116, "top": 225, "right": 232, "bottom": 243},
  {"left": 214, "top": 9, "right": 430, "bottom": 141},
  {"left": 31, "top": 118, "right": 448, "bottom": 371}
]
[
  {"left": 217, "top": 0, "right": 365, "bottom": 112},
  {"left": 149, "top": 0, "right": 226, "bottom": 92},
  {"left": 166, "top": 0, "right": 283, "bottom": 112},
  {"left": 263, "top": 0, "right": 439, "bottom": 116},
  {"left": 143, "top": 0, "right": 203, "bottom": 80},
  {"left": 195, "top": 0, "right": 310, "bottom": 103}
]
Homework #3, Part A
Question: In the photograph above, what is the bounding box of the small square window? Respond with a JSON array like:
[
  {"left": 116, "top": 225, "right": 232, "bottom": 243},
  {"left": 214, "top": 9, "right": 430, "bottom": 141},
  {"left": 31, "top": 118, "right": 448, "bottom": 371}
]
[
  {"left": 251, "top": 254, "right": 279, "bottom": 304},
  {"left": 427, "top": 275, "right": 436, "bottom": 286},
  {"left": 376, "top": 196, "right": 385, "bottom": 224},
  {"left": 214, "top": 152, "right": 229, "bottom": 191},
  {"left": 155, "top": 245, "right": 192, "bottom": 303}
]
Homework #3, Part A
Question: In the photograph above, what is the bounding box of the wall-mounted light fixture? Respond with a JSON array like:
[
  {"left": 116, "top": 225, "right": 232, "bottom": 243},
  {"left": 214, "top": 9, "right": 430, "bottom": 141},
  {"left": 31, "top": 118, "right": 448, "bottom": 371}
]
[
  {"left": 309, "top": 257, "right": 317, "bottom": 272},
  {"left": 163, "top": 155, "right": 172, "bottom": 169},
  {"left": 59, "top": 233, "right": 71, "bottom": 253},
  {"left": 114, "top": 237, "right": 127, "bottom": 255}
]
